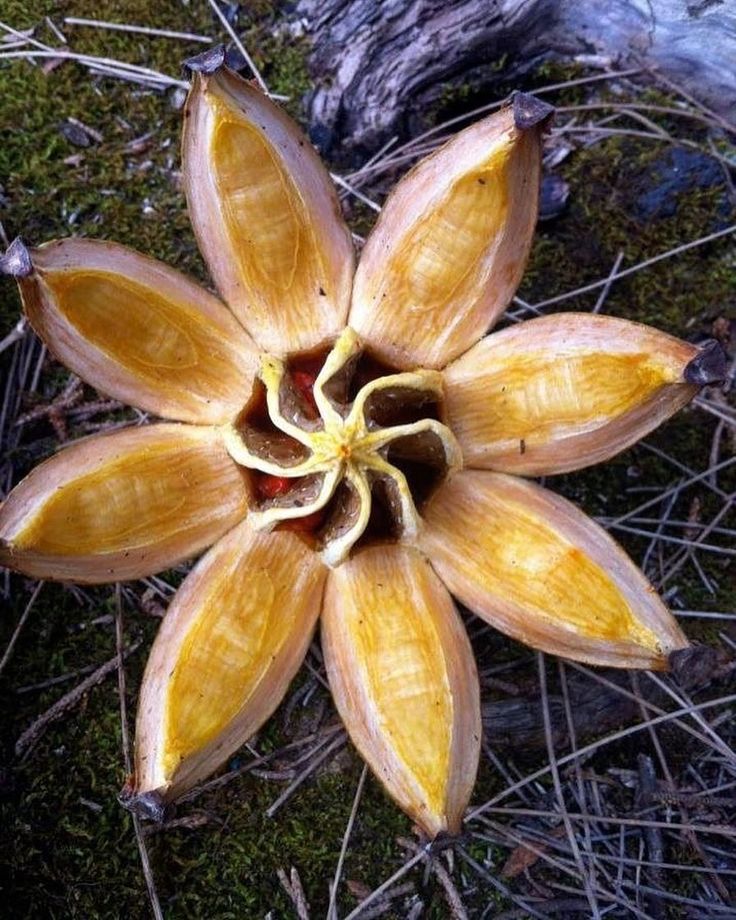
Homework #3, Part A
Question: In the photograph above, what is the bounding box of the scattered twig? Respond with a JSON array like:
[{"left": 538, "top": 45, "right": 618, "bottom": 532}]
[
  {"left": 277, "top": 866, "right": 311, "bottom": 920},
  {"left": 0, "top": 316, "right": 27, "bottom": 355},
  {"left": 469, "top": 690, "right": 736, "bottom": 822},
  {"left": 15, "top": 639, "right": 140, "bottom": 757},
  {"left": 114, "top": 587, "right": 164, "bottom": 920},
  {"left": 141, "top": 812, "right": 214, "bottom": 835},
  {"left": 635, "top": 753, "right": 665, "bottom": 919},
  {"left": 537, "top": 653, "right": 601, "bottom": 919},
  {"left": 265, "top": 732, "right": 346, "bottom": 818},
  {"left": 63, "top": 17, "right": 212, "bottom": 43},
  {"left": 457, "top": 845, "right": 550, "bottom": 920},
  {"left": 0, "top": 581, "right": 44, "bottom": 676},
  {"left": 342, "top": 850, "right": 426, "bottom": 920},
  {"left": 592, "top": 250, "right": 625, "bottom": 312},
  {"left": 204, "top": 0, "right": 268, "bottom": 93},
  {"left": 44, "top": 16, "right": 67, "bottom": 45},
  {"left": 432, "top": 858, "right": 468, "bottom": 920},
  {"left": 650, "top": 67, "right": 736, "bottom": 137},
  {"left": 475, "top": 806, "right": 736, "bottom": 842},
  {"left": 528, "top": 223, "right": 736, "bottom": 311},
  {"left": 327, "top": 764, "right": 368, "bottom": 920},
  {"left": 16, "top": 661, "right": 100, "bottom": 694},
  {"left": 180, "top": 724, "right": 343, "bottom": 802},
  {"left": 500, "top": 824, "right": 568, "bottom": 879}
]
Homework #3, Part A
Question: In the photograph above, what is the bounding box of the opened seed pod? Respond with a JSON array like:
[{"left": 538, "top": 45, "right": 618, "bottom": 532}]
[{"left": 0, "top": 53, "right": 724, "bottom": 838}]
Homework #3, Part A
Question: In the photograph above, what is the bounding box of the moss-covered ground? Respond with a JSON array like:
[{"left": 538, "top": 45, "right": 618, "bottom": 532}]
[{"left": 1, "top": 5, "right": 734, "bottom": 918}]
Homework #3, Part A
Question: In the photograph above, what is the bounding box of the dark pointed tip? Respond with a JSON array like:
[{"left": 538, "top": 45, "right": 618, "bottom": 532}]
[
  {"left": 118, "top": 785, "right": 167, "bottom": 823},
  {"left": 426, "top": 830, "right": 462, "bottom": 853},
  {"left": 512, "top": 91, "right": 555, "bottom": 131},
  {"left": 669, "top": 643, "right": 724, "bottom": 690},
  {"left": 0, "top": 238, "right": 33, "bottom": 278},
  {"left": 684, "top": 339, "right": 727, "bottom": 386},
  {"left": 183, "top": 44, "right": 226, "bottom": 76}
]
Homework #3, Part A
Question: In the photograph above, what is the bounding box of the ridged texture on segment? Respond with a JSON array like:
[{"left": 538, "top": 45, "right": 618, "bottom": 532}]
[
  {"left": 420, "top": 471, "right": 688, "bottom": 669},
  {"left": 134, "top": 522, "right": 325, "bottom": 800},
  {"left": 349, "top": 104, "right": 542, "bottom": 369},
  {"left": 444, "top": 313, "right": 699, "bottom": 475},
  {"left": 19, "top": 239, "right": 257, "bottom": 424},
  {"left": 183, "top": 68, "right": 354, "bottom": 353},
  {"left": 322, "top": 544, "right": 481, "bottom": 837},
  {"left": 0, "top": 424, "right": 247, "bottom": 582}
]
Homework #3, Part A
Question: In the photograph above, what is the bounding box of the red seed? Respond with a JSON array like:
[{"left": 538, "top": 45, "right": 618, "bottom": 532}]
[{"left": 257, "top": 475, "right": 290, "bottom": 499}]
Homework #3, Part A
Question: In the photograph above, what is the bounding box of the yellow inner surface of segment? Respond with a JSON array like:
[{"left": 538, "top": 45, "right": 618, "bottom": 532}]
[
  {"left": 211, "top": 102, "right": 321, "bottom": 305},
  {"left": 14, "top": 442, "right": 218, "bottom": 554},
  {"left": 52, "top": 271, "right": 238, "bottom": 391},
  {"left": 349, "top": 574, "right": 452, "bottom": 814},
  {"left": 163, "top": 552, "right": 284, "bottom": 774},
  {"left": 393, "top": 148, "right": 509, "bottom": 316},
  {"left": 457, "top": 352, "right": 675, "bottom": 445},
  {"left": 439, "top": 490, "right": 659, "bottom": 648}
]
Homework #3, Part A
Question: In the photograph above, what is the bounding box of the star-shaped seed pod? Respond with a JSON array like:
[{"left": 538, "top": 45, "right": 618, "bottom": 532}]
[{"left": 0, "top": 48, "right": 725, "bottom": 837}]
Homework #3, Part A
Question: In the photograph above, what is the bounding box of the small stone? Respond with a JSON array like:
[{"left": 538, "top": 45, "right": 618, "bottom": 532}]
[
  {"left": 169, "top": 86, "right": 188, "bottom": 111},
  {"left": 59, "top": 120, "right": 90, "bottom": 148},
  {"left": 539, "top": 173, "right": 570, "bottom": 221}
]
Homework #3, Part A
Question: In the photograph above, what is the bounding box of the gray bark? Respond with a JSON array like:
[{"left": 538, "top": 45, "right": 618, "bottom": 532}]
[
  {"left": 481, "top": 644, "right": 734, "bottom": 752},
  {"left": 291, "top": 0, "right": 736, "bottom": 160}
]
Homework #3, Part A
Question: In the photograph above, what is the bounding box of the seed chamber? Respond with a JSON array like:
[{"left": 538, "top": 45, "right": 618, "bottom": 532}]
[{"left": 224, "top": 328, "right": 462, "bottom": 565}]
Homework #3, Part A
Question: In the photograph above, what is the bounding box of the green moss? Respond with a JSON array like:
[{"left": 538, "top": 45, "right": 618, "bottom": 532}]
[
  {"left": 519, "top": 136, "right": 735, "bottom": 335},
  {"left": 429, "top": 58, "right": 590, "bottom": 134},
  {"left": 0, "top": 0, "right": 313, "bottom": 337},
  {"left": 259, "top": 36, "right": 313, "bottom": 115}
]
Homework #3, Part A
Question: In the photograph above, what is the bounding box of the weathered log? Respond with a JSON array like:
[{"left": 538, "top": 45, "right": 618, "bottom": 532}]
[
  {"left": 480, "top": 645, "right": 734, "bottom": 753},
  {"left": 291, "top": 0, "right": 736, "bottom": 161},
  {"left": 482, "top": 669, "right": 642, "bottom": 753}
]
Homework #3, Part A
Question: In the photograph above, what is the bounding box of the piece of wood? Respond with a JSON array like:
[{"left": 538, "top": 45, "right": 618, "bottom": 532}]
[
  {"left": 14, "top": 641, "right": 141, "bottom": 758},
  {"left": 292, "top": 0, "right": 736, "bottom": 160},
  {"left": 480, "top": 644, "right": 734, "bottom": 752}
]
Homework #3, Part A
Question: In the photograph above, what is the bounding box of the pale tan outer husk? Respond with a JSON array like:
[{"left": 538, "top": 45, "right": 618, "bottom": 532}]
[
  {"left": 443, "top": 313, "right": 699, "bottom": 475},
  {"left": 420, "top": 471, "right": 689, "bottom": 670},
  {"left": 349, "top": 104, "right": 542, "bottom": 370},
  {"left": 0, "top": 424, "right": 248, "bottom": 583},
  {"left": 134, "top": 521, "right": 326, "bottom": 800},
  {"left": 182, "top": 69, "right": 355, "bottom": 354},
  {"left": 322, "top": 544, "right": 481, "bottom": 837},
  {"left": 20, "top": 239, "right": 258, "bottom": 425}
]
